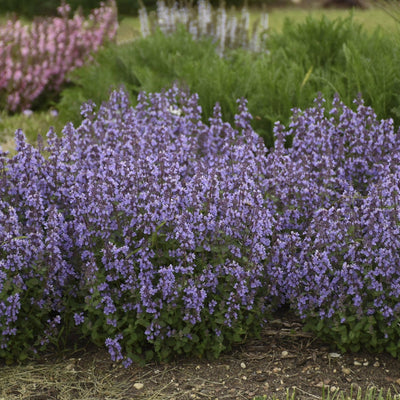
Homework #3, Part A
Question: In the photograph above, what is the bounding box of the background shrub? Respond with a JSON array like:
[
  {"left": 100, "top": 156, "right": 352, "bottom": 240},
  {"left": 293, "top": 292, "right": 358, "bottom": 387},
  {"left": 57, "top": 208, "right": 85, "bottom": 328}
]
[
  {"left": 58, "top": 16, "right": 400, "bottom": 148},
  {"left": 0, "top": 0, "right": 271, "bottom": 18},
  {"left": 0, "top": 1, "right": 118, "bottom": 112}
]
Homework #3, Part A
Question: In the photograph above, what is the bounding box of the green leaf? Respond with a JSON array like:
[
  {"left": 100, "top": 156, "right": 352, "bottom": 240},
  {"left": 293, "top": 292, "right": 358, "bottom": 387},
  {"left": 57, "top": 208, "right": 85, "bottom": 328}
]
[{"left": 385, "top": 342, "right": 398, "bottom": 358}]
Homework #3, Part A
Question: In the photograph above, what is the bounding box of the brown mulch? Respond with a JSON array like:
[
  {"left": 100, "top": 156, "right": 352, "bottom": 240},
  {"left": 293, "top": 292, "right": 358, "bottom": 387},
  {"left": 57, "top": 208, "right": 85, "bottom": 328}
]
[{"left": 2, "top": 312, "right": 400, "bottom": 400}]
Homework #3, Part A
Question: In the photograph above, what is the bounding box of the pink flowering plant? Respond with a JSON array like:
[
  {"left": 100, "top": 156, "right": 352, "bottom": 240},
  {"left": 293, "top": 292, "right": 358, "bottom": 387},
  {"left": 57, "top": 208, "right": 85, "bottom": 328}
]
[{"left": 0, "top": 1, "right": 117, "bottom": 112}]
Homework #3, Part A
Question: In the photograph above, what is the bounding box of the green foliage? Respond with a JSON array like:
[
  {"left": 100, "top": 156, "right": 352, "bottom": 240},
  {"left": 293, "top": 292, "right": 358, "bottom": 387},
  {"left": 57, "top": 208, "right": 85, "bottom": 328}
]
[
  {"left": 303, "top": 312, "right": 400, "bottom": 358},
  {"left": 58, "top": 28, "right": 257, "bottom": 136},
  {"left": 268, "top": 15, "right": 362, "bottom": 70},
  {"left": 77, "top": 228, "right": 265, "bottom": 363},
  {"left": 0, "top": 109, "right": 64, "bottom": 152},
  {"left": 266, "top": 15, "right": 400, "bottom": 128}
]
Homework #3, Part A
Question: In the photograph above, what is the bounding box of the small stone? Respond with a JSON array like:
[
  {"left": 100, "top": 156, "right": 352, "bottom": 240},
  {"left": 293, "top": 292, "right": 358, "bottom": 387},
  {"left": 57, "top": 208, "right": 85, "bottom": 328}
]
[
  {"left": 242, "top": 376, "right": 247, "bottom": 380},
  {"left": 354, "top": 361, "right": 362, "bottom": 366},
  {"left": 363, "top": 361, "right": 369, "bottom": 366},
  {"left": 256, "top": 370, "right": 262, "bottom": 374},
  {"left": 329, "top": 352, "right": 341, "bottom": 358},
  {"left": 342, "top": 367, "right": 351, "bottom": 375},
  {"left": 195, "top": 365, "right": 201, "bottom": 370},
  {"left": 240, "top": 362, "right": 246, "bottom": 369},
  {"left": 373, "top": 362, "right": 380, "bottom": 367},
  {"left": 134, "top": 383, "right": 144, "bottom": 390},
  {"left": 273, "top": 367, "right": 282, "bottom": 373},
  {"left": 282, "top": 350, "right": 289, "bottom": 357},
  {"left": 333, "top": 369, "right": 337, "bottom": 373}
]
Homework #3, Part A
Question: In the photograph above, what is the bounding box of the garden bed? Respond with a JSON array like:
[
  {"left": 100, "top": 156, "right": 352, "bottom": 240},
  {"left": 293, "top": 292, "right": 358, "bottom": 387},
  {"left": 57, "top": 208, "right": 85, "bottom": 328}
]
[{"left": 2, "top": 315, "right": 400, "bottom": 399}]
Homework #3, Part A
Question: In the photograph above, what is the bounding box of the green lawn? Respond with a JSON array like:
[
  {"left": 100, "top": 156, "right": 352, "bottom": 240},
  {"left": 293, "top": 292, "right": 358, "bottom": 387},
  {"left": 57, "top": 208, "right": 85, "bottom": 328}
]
[{"left": 266, "top": 7, "right": 400, "bottom": 33}]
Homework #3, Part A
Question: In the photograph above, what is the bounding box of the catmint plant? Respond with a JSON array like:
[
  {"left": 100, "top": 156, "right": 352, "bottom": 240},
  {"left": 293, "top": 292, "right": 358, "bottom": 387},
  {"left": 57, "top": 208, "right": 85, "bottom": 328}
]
[
  {"left": 0, "top": 85, "right": 276, "bottom": 363},
  {"left": 0, "top": 134, "right": 77, "bottom": 362},
  {"left": 59, "top": 86, "right": 276, "bottom": 363},
  {"left": 265, "top": 95, "right": 400, "bottom": 355},
  {"left": 3, "top": 86, "right": 400, "bottom": 363}
]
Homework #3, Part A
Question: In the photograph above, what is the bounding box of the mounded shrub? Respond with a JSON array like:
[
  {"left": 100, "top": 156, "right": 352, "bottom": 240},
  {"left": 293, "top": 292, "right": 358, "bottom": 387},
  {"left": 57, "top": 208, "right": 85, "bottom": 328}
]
[
  {"left": 265, "top": 95, "right": 400, "bottom": 356},
  {"left": 0, "top": 86, "right": 276, "bottom": 364},
  {"left": 2, "top": 86, "right": 400, "bottom": 363}
]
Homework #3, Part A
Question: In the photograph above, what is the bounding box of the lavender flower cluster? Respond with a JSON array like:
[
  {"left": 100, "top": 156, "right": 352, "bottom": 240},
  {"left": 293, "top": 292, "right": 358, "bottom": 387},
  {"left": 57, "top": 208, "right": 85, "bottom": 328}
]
[
  {"left": 0, "top": 1, "right": 117, "bottom": 112},
  {"left": 0, "top": 86, "right": 275, "bottom": 362},
  {"left": 1, "top": 86, "right": 400, "bottom": 362},
  {"left": 265, "top": 96, "right": 400, "bottom": 353},
  {"left": 0, "top": 134, "right": 77, "bottom": 360}
]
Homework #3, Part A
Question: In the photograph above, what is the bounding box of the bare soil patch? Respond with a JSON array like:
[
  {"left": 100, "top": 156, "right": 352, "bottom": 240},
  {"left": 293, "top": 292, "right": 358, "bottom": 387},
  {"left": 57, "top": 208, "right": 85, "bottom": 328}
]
[{"left": 2, "top": 312, "right": 400, "bottom": 400}]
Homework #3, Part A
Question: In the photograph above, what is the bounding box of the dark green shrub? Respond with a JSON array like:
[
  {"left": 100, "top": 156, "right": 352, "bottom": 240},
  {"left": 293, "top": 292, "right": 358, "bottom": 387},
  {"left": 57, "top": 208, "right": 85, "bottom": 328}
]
[
  {"left": 265, "top": 15, "right": 400, "bottom": 122},
  {"left": 58, "top": 28, "right": 258, "bottom": 135}
]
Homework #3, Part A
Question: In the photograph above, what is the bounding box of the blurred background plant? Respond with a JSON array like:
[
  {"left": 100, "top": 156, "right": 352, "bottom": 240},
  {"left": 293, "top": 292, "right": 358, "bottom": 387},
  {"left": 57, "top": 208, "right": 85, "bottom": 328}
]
[
  {"left": 0, "top": 0, "right": 272, "bottom": 18},
  {"left": 0, "top": 0, "right": 117, "bottom": 113},
  {"left": 137, "top": 0, "right": 269, "bottom": 54},
  {"left": 57, "top": 12, "right": 400, "bottom": 148},
  {"left": 371, "top": 0, "right": 400, "bottom": 22}
]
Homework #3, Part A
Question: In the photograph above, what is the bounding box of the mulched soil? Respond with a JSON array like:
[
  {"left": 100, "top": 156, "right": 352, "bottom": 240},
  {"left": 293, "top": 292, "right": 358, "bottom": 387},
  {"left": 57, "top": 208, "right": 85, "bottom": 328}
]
[
  {"left": 117, "top": 314, "right": 400, "bottom": 400},
  {"left": 2, "top": 312, "right": 400, "bottom": 400}
]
